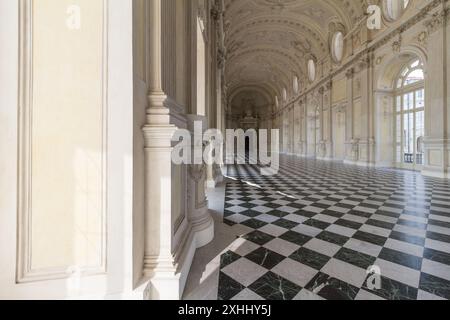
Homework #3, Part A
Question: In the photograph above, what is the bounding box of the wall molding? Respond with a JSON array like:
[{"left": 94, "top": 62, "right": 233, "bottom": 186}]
[{"left": 17, "top": 0, "right": 109, "bottom": 283}]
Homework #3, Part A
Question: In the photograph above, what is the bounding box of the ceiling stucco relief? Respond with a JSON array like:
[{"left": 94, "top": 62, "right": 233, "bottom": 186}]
[{"left": 224, "top": 0, "right": 367, "bottom": 110}]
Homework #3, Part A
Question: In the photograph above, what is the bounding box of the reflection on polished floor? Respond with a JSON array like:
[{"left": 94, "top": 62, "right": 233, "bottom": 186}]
[{"left": 184, "top": 156, "right": 450, "bottom": 300}]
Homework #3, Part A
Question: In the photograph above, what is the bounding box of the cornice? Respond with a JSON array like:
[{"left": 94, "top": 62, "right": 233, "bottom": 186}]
[{"left": 273, "top": 0, "right": 447, "bottom": 118}]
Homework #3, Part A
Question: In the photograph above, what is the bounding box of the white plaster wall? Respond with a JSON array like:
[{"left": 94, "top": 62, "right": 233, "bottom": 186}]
[{"left": 0, "top": 0, "right": 136, "bottom": 299}]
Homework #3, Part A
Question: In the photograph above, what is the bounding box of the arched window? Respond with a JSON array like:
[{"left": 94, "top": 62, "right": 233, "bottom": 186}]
[{"left": 394, "top": 59, "right": 425, "bottom": 169}]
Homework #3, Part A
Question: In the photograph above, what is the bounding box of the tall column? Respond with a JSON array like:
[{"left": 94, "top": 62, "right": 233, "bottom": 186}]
[
  {"left": 318, "top": 87, "right": 326, "bottom": 159},
  {"left": 142, "top": 0, "right": 179, "bottom": 300},
  {"left": 344, "top": 68, "right": 357, "bottom": 164},
  {"left": 325, "top": 81, "right": 333, "bottom": 160},
  {"left": 422, "top": 7, "right": 449, "bottom": 178}
]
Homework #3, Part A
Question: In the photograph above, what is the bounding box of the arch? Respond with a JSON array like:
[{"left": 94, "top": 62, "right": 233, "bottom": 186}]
[{"left": 376, "top": 45, "right": 428, "bottom": 91}]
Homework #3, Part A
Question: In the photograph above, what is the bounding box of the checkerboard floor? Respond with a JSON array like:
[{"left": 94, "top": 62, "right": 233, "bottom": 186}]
[{"left": 218, "top": 156, "right": 450, "bottom": 300}]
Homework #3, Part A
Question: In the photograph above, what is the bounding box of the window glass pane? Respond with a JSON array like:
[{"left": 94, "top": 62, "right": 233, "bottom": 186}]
[
  {"left": 396, "top": 114, "right": 402, "bottom": 162},
  {"left": 332, "top": 32, "right": 344, "bottom": 63},
  {"left": 396, "top": 95, "right": 402, "bottom": 112},
  {"left": 415, "top": 110, "right": 425, "bottom": 165},
  {"left": 404, "top": 69, "right": 424, "bottom": 85},
  {"left": 411, "top": 60, "right": 419, "bottom": 68},
  {"left": 403, "top": 113, "right": 414, "bottom": 163},
  {"left": 404, "top": 92, "right": 414, "bottom": 110},
  {"left": 415, "top": 89, "right": 424, "bottom": 109}
]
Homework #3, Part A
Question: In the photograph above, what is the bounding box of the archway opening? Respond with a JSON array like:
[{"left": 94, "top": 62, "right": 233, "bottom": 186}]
[{"left": 393, "top": 59, "right": 425, "bottom": 170}]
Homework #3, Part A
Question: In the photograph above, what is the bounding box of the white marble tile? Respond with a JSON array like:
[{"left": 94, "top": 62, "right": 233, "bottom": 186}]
[
  {"left": 384, "top": 238, "right": 424, "bottom": 258},
  {"left": 272, "top": 259, "right": 319, "bottom": 287},
  {"left": 263, "top": 238, "right": 300, "bottom": 257},
  {"left": 417, "top": 290, "right": 447, "bottom": 301},
  {"left": 304, "top": 238, "right": 341, "bottom": 257},
  {"left": 283, "top": 214, "right": 308, "bottom": 224},
  {"left": 301, "top": 206, "right": 324, "bottom": 214},
  {"left": 427, "top": 224, "right": 450, "bottom": 236},
  {"left": 259, "top": 224, "right": 288, "bottom": 237},
  {"left": 293, "top": 289, "right": 325, "bottom": 301},
  {"left": 222, "top": 258, "right": 268, "bottom": 287},
  {"left": 360, "top": 224, "right": 391, "bottom": 238},
  {"left": 291, "top": 224, "right": 322, "bottom": 237},
  {"left": 421, "top": 259, "right": 450, "bottom": 281},
  {"left": 228, "top": 238, "right": 260, "bottom": 257},
  {"left": 355, "top": 289, "right": 385, "bottom": 301},
  {"left": 254, "top": 214, "right": 279, "bottom": 223},
  {"left": 252, "top": 206, "right": 273, "bottom": 214},
  {"left": 321, "top": 259, "right": 367, "bottom": 288},
  {"left": 231, "top": 289, "right": 264, "bottom": 301},
  {"left": 226, "top": 214, "right": 251, "bottom": 224},
  {"left": 425, "top": 239, "right": 450, "bottom": 254},
  {"left": 314, "top": 214, "right": 338, "bottom": 224},
  {"left": 344, "top": 238, "right": 382, "bottom": 257},
  {"left": 374, "top": 258, "right": 421, "bottom": 288},
  {"left": 394, "top": 224, "right": 427, "bottom": 238},
  {"left": 326, "top": 224, "right": 357, "bottom": 238},
  {"left": 342, "top": 214, "right": 368, "bottom": 224}
]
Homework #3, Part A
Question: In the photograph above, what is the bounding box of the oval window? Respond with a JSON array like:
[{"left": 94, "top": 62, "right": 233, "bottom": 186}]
[
  {"left": 282, "top": 88, "right": 288, "bottom": 102},
  {"left": 293, "top": 76, "right": 299, "bottom": 94},
  {"left": 331, "top": 31, "right": 344, "bottom": 63},
  {"left": 384, "top": 0, "right": 409, "bottom": 21},
  {"left": 308, "top": 59, "right": 316, "bottom": 83}
]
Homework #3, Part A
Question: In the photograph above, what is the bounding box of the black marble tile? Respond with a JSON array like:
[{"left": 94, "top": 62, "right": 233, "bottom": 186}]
[
  {"left": 243, "top": 230, "right": 275, "bottom": 246},
  {"left": 423, "top": 248, "right": 450, "bottom": 266},
  {"left": 245, "top": 248, "right": 286, "bottom": 269},
  {"left": 305, "top": 272, "right": 359, "bottom": 300},
  {"left": 241, "top": 219, "right": 268, "bottom": 229},
  {"left": 241, "top": 210, "right": 263, "bottom": 218},
  {"left": 321, "top": 210, "right": 344, "bottom": 218},
  {"left": 316, "top": 231, "right": 349, "bottom": 246},
  {"left": 303, "top": 219, "right": 330, "bottom": 230},
  {"left": 249, "top": 272, "right": 302, "bottom": 300},
  {"left": 220, "top": 251, "right": 241, "bottom": 268},
  {"left": 295, "top": 210, "right": 317, "bottom": 218},
  {"left": 266, "top": 210, "right": 289, "bottom": 219},
  {"left": 353, "top": 231, "right": 387, "bottom": 246},
  {"left": 426, "top": 231, "right": 450, "bottom": 244},
  {"left": 376, "top": 210, "right": 401, "bottom": 219},
  {"left": 279, "top": 231, "right": 312, "bottom": 246},
  {"left": 272, "top": 219, "right": 299, "bottom": 229},
  {"left": 348, "top": 210, "right": 372, "bottom": 219},
  {"left": 366, "top": 219, "right": 395, "bottom": 230},
  {"left": 428, "top": 219, "right": 450, "bottom": 229},
  {"left": 311, "top": 203, "right": 331, "bottom": 209},
  {"left": 290, "top": 247, "right": 330, "bottom": 270},
  {"left": 265, "top": 203, "right": 282, "bottom": 209},
  {"left": 334, "top": 247, "right": 376, "bottom": 270},
  {"left": 218, "top": 272, "right": 246, "bottom": 300},
  {"left": 419, "top": 273, "right": 450, "bottom": 300},
  {"left": 362, "top": 275, "right": 418, "bottom": 300},
  {"left": 389, "top": 231, "right": 425, "bottom": 246},
  {"left": 289, "top": 203, "right": 307, "bottom": 209},
  {"left": 335, "top": 219, "right": 363, "bottom": 230},
  {"left": 335, "top": 203, "right": 355, "bottom": 209},
  {"left": 378, "top": 248, "right": 422, "bottom": 270},
  {"left": 397, "top": 219, "right": 427, "bottom": 230}
]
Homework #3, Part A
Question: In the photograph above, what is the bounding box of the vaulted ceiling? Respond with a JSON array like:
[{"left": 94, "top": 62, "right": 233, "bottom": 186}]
[{"left": 224, "top": 0, "right": 369, "bottom": 106}]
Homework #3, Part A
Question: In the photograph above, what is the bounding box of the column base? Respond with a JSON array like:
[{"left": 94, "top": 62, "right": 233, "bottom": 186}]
[{"left": 144, "top": 214, "right": 214, "bottom": 300}]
